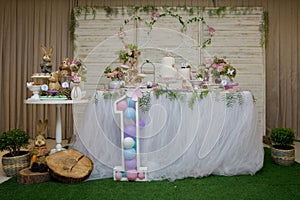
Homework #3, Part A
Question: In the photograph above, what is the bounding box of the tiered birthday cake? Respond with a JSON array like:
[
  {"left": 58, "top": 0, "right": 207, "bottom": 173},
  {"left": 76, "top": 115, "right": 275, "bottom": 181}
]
[{"left": 160, "top": 56, "right": 177, "bottom": 79}]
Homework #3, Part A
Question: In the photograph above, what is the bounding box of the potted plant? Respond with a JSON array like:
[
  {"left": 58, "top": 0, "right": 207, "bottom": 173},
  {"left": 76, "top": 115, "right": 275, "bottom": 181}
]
[
  {"left": 270, "top": 127, "right": 295, "bottom": 166},
  {"left": 0, "top": 128, "right": 31, "bottom": 176}
]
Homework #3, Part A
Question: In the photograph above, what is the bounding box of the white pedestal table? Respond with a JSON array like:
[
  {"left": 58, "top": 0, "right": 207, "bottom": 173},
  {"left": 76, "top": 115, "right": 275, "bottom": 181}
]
[{"left": 25, "top": 99, "right": 88, "bottom": 154}]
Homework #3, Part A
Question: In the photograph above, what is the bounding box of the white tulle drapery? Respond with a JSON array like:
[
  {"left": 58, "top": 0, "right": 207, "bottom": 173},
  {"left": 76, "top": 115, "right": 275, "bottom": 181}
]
[{"left": 70, "top": 90, "right": 264, "bottom": 181}]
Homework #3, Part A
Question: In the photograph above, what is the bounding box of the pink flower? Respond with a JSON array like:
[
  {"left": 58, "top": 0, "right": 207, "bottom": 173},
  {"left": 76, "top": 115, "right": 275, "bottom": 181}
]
[
  {"left": 165, "top": 52, "right": 172, "bottom": 57},
  {"left": 118, "top": 31, "right": 126, "bottom": 39},
  {"left": 212, "top": 63, "right": 218, "bottom": 68},
  {"left": 217, "top": 63, "right": 225, "bottom": 72},
  {"left": 134, "top": 50, "right": 140, "bottom": 58},
  {"left": 151, "top": 12, "right": 160, "bottom": 20},
  {"left": 72, "top": 72, "right": 81, "bottom": 82},
  {"left": 126, "top": 87, "right": 143, "bottom": 102},
  {"left": 205, "top": 58, "right": 213, "bottom": 68},
  {"left": 208, "top": 26, "right": 215, "bottom": 36}
]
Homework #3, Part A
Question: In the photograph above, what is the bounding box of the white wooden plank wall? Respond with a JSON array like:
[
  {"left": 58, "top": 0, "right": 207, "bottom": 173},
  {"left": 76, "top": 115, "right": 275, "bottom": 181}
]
[{"left": 74, "top": 7, "right": 265, "bottom": 136}]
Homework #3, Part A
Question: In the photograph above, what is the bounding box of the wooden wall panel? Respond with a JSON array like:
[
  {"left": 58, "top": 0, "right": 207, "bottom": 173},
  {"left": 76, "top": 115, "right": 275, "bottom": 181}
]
[
  {"left": 75, "top": 0, "right": 300, "bottom": 139},
  {"left": 74, "top": 7, "right": 265, "bottom": 136}
]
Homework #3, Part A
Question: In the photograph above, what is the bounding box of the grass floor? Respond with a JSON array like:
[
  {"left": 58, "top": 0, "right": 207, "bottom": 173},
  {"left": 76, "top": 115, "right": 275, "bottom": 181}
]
[{"left": 0, "top": 148, "right": 300, "bottom": 200}]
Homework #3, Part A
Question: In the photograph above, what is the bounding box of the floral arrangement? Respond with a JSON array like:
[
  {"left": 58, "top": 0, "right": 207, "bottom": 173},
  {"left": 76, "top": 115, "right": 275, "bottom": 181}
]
[
  {"left": 119, "top": 44, "right": 141, "bottom": 67},
  {"left": 104, "top": 66, "right": 124, "bottom": 80},
  {"left": 205, "top": 56, "right": 237, "bottom": 81},
  {"left": 69, "top": 59, "right": 87, "bottom": 82}
]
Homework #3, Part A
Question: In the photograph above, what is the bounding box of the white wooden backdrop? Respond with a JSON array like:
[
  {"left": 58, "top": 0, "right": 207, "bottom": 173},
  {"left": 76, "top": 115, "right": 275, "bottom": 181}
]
[{"left": 73, "top": 7, "right": 265, "bottom": 136}]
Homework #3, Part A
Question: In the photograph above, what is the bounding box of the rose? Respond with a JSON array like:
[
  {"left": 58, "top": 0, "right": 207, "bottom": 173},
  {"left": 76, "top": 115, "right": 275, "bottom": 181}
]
[
  {"left": 208, "top": 26, "right": 215, "bottom": 36},
  {"left": 151, "top": 11, "right": 160, "bottom": 20}
]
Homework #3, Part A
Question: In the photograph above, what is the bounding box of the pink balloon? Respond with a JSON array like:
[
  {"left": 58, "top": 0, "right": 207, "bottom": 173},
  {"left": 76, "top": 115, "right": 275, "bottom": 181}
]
[
  {"left": 126, "top": 169, "right": 137, "bottom": 181},
  {"left": 125, "top": 158, "right": 137, "bottom": 170},
  {"left": 137, "top": 172, "right": 145, "bottom": 179},
  {"left": 115, "top": 171, "right": 122, "bottom": 180},
  {"left": 117, "top": 100, "right": 128, "bottom": 111}
]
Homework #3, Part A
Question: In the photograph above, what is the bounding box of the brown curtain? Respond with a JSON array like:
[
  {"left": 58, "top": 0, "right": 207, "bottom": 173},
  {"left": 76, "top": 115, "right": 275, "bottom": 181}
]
[{"left": 0, "top": 0, "right": 76, "bottom": 139}]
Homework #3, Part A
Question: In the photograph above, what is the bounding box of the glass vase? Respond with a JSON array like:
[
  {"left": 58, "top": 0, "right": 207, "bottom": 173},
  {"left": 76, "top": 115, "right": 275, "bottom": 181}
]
[{"left": 71, "top": 82, "right": 82, "bottom": 100}]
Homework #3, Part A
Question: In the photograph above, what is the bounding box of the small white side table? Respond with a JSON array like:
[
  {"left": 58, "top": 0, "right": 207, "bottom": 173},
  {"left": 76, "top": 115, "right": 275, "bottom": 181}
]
[{"left": 24, "top": 99, "right": 88, "bottom": 154}]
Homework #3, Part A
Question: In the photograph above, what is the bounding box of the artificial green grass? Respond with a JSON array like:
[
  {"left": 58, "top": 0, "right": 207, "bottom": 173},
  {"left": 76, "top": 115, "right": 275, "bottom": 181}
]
[{"left": 0, "top": 148, "right": 299, "bottom": 200}]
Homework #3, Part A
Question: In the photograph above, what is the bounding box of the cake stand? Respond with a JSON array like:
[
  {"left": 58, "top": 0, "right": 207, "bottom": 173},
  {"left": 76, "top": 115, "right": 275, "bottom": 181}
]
[{"left": 26, "top": 83, "right": 41, "bottom": 101}]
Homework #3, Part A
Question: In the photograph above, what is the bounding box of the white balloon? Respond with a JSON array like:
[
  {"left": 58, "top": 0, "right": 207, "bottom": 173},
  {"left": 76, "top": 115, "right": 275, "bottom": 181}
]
[{"left": 124, "top": 137, "right": 135, "bottom": 149}]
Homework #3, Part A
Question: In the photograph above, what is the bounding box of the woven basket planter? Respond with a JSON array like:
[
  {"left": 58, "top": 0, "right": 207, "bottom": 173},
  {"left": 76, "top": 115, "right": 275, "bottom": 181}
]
[
  {"left": 271, "top": 146, "right": 295, "bottom": 166},
  {"left": 1, "top": 151, "right": 30, "bottom": 176}
]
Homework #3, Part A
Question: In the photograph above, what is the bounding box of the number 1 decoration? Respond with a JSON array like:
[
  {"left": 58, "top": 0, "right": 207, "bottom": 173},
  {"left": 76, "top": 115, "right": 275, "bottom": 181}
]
[{"left": 113, "top": 88, "right": 147, "bottom": 181}]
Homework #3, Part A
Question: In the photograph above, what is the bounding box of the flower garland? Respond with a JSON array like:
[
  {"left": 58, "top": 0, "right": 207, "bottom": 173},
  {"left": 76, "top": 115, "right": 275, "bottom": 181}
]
[{"left": 119, "top": 7, "right": 215, "bottom": 48}]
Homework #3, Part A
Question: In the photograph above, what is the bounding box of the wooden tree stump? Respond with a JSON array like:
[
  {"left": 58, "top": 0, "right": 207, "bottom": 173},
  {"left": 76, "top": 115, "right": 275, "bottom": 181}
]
[
  {"left": 46, "top": 149, "right": 93, "bottom": 183},
  {"left": 18, "top": 168, "right": 51, "bottom": 184}
]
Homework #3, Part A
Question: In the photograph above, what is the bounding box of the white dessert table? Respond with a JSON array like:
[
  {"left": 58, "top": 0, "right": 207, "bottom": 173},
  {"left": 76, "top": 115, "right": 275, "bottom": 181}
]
[
  {"left": 25, "top": 98, "right": 88, "bottom": 154},
  {"left": 71, "top": 90, "right": 264, "bottom": 181}
]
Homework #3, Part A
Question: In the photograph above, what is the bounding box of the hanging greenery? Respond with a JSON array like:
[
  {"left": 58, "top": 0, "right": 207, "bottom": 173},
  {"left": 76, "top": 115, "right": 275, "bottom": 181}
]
[
  {"left": 71, "top": 6, "right": 268, "bottom": 48},
  {"left": 260, "top": 11, "right": 269, "bottom": 47}
]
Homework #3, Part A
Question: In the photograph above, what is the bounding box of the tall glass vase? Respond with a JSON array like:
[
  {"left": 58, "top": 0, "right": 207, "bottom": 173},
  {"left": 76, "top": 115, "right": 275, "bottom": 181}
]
[{"left": 71, "top": 82, "right": 82, "bottom": 100}]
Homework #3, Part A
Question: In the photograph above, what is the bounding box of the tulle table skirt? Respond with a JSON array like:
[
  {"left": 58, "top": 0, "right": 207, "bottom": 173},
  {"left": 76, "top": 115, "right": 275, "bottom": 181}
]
[{"left": 71, "top": 90, "right": 264, "bottom": 181}]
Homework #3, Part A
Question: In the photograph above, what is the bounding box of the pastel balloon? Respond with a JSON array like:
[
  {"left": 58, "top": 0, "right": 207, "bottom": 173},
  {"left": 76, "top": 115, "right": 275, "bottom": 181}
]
[
  {"left": 124, "top": 148, "right": 136, "bottom": 160},
  {"left": 132, "top": 138, "right": 137, "bottom": 149},
  {"left": 126, "top": 97, "right": 136, "bottom": 108},
  {"left": 137, "top": 172, "right": 145, "bottom": 179},
  {"left": 115, "top": 172, "right": 122, "bottom": 180},
  {"left": 139, "top": 119, "right": 145, "bottom": 128},
  {"left": 117, "top": 100, "right": 128, "bottom": 111},
  {"left": 125, "top": 158, "right": 137, "bottom": 170},
  {"left": 124, "top": 107, "right": 136, "bottom": 120},
  {"left": 124, "top": 124, "right": 136, "bottom": 137},
  {"left": 126, "top": 169, "right": 138, "bottom": 181},
  {"left": 124, "top": 137, "right": 135, "bottom": 149}
]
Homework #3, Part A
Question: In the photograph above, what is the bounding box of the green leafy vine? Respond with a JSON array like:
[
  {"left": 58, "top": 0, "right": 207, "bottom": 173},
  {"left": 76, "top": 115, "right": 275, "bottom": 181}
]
[
  {"left": 71, "top": 6, "right": 268, "bottom": 48},
  {"left": 139, "top": 90, "right": 151, "bottom": 112},
  {"left": 223, "top": 92, "right": 244, "bottom": 108}
]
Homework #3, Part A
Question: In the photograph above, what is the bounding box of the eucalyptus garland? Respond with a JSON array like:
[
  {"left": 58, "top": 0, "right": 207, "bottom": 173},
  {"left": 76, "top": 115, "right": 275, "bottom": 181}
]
[
  {"left": 94, "top": 89, "right": 247, "bottom": 112},
  {"left": 222, "top": 92, "right": 244, "bottom": 108},
  {"left": 138, "top": 90, "right": 152, "bottom": 112},
  {"left": 188, "top": 90, "right": 210, "bottom": 109}
]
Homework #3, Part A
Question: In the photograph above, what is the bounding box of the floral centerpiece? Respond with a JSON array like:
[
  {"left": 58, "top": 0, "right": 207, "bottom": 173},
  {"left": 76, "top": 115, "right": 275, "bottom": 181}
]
[
  {"left": 119, "top": 44, "right": 141, "bottom": 67},
  {"left": 205, "top": 56, "right": 237, "bottom": 82},
  {"left": 118, "top": 44, "right": 141, "bottom": 86},
  {"left": 104, "top": 66, "right": 124, "bottom": 80},
  {"left": 69, "top": 59, "right": 87, "bottom": 83}
]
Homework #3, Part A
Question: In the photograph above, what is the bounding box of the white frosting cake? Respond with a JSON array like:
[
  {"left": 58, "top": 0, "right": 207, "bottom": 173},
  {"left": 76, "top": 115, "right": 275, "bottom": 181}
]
[{"left": 160, "top": 57, "right": 177, "bottom": 78}]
